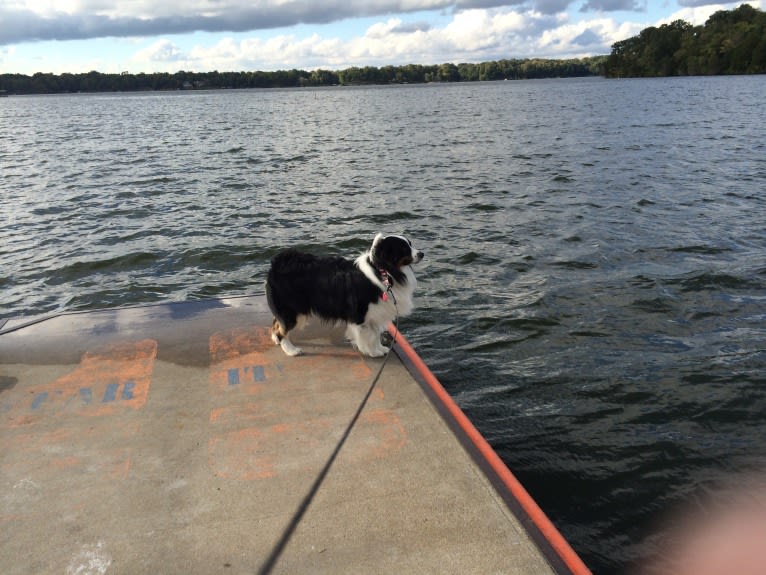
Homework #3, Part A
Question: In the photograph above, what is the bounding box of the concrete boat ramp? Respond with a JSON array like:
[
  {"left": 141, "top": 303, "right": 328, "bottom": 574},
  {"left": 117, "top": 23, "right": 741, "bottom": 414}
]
[{"left": 0, "top": 296, "right": 590, "bottom": 574}]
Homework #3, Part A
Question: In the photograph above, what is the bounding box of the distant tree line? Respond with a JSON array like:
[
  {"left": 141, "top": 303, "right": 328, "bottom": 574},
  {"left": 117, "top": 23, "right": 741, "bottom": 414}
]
[
  {"left": 0, "top": 57, "right": 606, "bottom": 95},
  {"left": 605, "top": 3, "right": 766, "bottom": 77}
]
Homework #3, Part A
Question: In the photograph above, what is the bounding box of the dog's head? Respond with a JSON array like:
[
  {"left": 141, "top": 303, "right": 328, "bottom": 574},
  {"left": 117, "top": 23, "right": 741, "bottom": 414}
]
[{"left": 370, "top": 233, "right": 424, "bottom": 280}]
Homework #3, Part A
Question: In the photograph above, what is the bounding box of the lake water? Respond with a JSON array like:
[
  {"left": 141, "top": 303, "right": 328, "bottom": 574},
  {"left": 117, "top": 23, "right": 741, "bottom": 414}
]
[{"left": 2, "top": 76, "right": 766, "bottom": 573}]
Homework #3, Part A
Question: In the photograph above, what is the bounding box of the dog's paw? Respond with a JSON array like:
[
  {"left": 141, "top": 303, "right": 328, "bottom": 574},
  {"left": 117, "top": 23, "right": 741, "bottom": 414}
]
[
  {"left": 363, "top": 345, "right": 388, "bottom": 358},
  {"left": 280, "top": 340, "right": 303, "bottom": 356}
]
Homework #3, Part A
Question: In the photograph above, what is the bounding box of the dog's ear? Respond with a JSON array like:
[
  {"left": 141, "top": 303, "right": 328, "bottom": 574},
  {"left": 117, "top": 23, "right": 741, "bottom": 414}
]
[{"left": 370, "top": 233, "right": 388, "bottom": 266}]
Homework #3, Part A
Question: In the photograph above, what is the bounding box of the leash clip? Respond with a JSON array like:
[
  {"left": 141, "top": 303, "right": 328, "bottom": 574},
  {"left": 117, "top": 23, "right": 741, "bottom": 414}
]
[{"left": 378, "top": 268, "right": 397, "bottom": 304}]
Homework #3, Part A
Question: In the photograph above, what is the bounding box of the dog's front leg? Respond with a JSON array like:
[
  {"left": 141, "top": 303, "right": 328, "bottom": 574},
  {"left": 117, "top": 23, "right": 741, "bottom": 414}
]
[{"left": 346, "top": 323, "right": 387, "bottom": 357}]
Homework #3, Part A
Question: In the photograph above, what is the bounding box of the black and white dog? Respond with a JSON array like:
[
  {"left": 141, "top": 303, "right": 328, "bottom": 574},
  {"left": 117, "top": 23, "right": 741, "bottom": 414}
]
[{"left": 266, "top": 233, "right": 423, "bottom": 357}]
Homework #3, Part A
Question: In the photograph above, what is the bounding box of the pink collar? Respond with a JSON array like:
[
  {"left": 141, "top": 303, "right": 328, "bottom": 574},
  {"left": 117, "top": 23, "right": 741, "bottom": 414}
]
[{"left": 378, "top": 268, "right": 396, "bottom": 304}]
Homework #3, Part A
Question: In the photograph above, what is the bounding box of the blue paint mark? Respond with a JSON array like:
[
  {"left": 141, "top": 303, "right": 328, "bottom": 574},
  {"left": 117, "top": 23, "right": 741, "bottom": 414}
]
[
  {"left": 80, "top": 388, "right": 93, "bottom": 405},
  {"left": 252, "top": 365, "right": 265, "bottom": 382},
  {"left": 227, "top": 368, "right": 240, "bottom": 386},
  {"left": 31, "top": 392, "right": 48, "bottom": 410},
  {"left": 121, "top": 381, "right": 135, "bottom": 400},
  {"left": 103, "top": 383, "right": 119, "bottom": 403}
]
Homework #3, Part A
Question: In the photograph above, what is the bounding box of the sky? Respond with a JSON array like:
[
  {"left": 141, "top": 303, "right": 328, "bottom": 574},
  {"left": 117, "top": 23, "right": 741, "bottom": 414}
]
[{"left": 0, "top": 0, "right": 761, "bottom": 75}]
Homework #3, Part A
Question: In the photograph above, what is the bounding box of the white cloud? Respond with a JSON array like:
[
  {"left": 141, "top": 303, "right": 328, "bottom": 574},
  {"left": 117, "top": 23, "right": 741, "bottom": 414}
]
[
  {"left": 9, "top": 1, "right": 752, "bottom": 74},
  {"left": 661, "top": 0, "right": 763, "bottom": 26},
  {"left": 539, "top": 16, "right": 641, "bottom": 54},
  {"left": 134, "top": 39, "right": 185, "bottom": 65},
  {"left": 366, "top": 18, "right": 408, "bottom": 39},
  {"left": 125, "top": 7, "right": 635, "bottom": 73},
  {"left": 2, "top": 0, "right": 543, "bottom": 45},
  {"left": 7, "top": 0, "right": 757, "bottom": 50}
]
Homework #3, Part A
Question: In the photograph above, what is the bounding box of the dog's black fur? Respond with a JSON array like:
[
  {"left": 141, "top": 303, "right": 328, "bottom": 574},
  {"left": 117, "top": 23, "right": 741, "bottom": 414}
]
[
  {"left": 267, "top": 250, "right": 380, "bottom": 328},
  {"left": 265, "top": 234, "right": 423, "bottom": 356}
]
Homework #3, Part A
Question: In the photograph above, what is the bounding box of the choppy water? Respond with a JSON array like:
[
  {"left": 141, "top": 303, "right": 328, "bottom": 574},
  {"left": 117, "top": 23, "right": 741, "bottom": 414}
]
[{"left": 2, "top": 77, "right": 766, "bottom": 573}]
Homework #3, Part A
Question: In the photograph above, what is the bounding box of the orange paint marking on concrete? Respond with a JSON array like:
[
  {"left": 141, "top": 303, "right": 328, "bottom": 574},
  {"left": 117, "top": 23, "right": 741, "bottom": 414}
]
[
  {"left": 208, "top": 428, "right": 277, "bottom": 480},
  {"left": 14, "top": 426, "right": 72, "bottom": 445},
  {"left": 270, "top": 422, "right": 291, "bottom": 434},
  {"left": 209, "top": 327, "right": 272, "bottom": 363},
  {"left": 351, "top": 358, "right": 373, "bottom": 380},
  {"left": 2, "top": 339, "right": 157, "bottom": 427},
  {"left": 208, "top": 327, "right": 270, "bottom": 396},
  {"left": 208, "top": 327, "right": 276, "bottom": 479},
  {"left": 207, "top": 411, "right": 407, "bottom": 480},
  {"left": 50, "top": 456, "right": 82, "bottom": 469},
  {"left": 2, "top": 424, "right": 135, "bottom": 454},
  {"left": 359, "top": 409, "right": 407, "bottom": 460},
  {"left": 77, "top": 339, "right": 157, "bottom": 413},
  {"left": 0, "top": 435, "right": 133, "bottom": 482},
  {"left": 269, "top": 352, "right": 373, "bottom": 392},
  {"left": 207, "top": 327, "right": 274, "bottom": 455},
  {"left": 206, "top": 327, "right": 405, "bottom": 481},
  {"left": 208, "top": 419, "right": 333, "bottom": 481},
  {"left": 209, "top": 403, "right": 270, "bottom": 425},
  {"left": 107, "top": 450, "right": 133, "bottom": 480},
  {"left": 208, "top": 364, "right": 267, "bottom": 396},
  {"left": 48, "top": 452, "right": 131, "bottom": 481},
  {"left": 0, "top": 337, "right": 148, "bottom": 487}
]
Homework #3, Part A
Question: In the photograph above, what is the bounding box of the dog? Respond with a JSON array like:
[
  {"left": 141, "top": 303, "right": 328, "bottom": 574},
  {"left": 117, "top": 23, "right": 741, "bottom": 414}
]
[{"left": 266, "top": 233, "right": 423, "bottom": 357}]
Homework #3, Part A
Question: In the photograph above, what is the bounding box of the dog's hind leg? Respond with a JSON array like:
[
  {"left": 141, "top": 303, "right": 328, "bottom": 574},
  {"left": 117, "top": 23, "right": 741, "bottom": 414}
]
[
  {"left": 271, "top": 317, "right": 284, "bottom": 345},
  {"left": 271, "top": 316, "right": 304, "bottom": 356}
]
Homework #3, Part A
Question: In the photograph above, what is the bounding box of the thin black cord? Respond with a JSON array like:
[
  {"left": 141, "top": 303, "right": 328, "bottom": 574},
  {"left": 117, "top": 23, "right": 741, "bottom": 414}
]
[{"left": 256, "top": 326, "right": 397, "bottom": 575}]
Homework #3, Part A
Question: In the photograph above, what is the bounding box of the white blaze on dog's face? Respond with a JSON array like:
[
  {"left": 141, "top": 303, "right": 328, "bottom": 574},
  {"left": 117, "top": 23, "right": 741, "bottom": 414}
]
[{"left": 401, "top": 235, "right": 425, "bottom": 265}]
